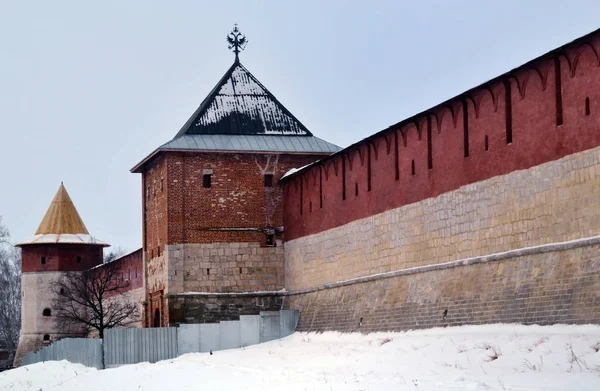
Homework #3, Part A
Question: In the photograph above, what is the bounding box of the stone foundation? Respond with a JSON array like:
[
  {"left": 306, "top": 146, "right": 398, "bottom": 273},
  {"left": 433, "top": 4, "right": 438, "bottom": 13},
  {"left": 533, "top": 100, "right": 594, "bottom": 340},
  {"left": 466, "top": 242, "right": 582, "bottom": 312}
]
[
  {"left": 285, "top": 239, "right": 600, "bottom": 332},
  {"left": 168, "top": 293, "right": 283, "bottom": 325}
]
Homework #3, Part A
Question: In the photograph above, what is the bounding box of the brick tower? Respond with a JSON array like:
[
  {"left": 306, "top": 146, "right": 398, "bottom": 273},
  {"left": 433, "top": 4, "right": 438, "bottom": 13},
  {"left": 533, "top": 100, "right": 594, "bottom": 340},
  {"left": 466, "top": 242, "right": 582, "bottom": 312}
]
[
  {"left": 13, "top": 183, "right": 108, "bottom": 366},
  {"left": 131, "top": 26, "right": 340, "bottom": 327}
]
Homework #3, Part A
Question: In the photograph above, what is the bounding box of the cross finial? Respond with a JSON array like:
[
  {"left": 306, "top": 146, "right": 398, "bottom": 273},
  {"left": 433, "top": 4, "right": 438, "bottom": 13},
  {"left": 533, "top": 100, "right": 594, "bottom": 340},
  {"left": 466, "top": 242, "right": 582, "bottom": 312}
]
[{"left": 227, "top": 24, "right": 248, "bottom": 62}]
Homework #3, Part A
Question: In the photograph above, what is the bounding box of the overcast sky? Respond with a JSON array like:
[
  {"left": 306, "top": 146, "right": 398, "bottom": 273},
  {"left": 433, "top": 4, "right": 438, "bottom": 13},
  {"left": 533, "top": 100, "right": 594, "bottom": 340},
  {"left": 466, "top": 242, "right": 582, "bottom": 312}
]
[{"left": 1, "top": 1, "right": 599, "bottom": 251}]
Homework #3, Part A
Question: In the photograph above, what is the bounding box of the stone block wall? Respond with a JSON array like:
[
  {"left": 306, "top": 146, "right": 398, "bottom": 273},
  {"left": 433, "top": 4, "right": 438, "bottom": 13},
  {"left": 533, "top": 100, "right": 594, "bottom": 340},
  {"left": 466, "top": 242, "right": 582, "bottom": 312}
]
[
  {"left": 286, "top": 240, "right": 600, "bottom": 332},
  {"left": 286, "top": 146, "right": 600, "bottom": 291},
  {"left": 167, "top": 242, "right": 285, "bottom": 294}
]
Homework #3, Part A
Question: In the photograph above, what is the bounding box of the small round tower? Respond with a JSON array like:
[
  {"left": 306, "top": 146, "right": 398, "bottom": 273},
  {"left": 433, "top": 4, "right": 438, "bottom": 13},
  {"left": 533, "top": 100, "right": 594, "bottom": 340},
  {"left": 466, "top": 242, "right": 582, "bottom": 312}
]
[{"left": 13, "top": 183, "right": 108, "bottom": 366}]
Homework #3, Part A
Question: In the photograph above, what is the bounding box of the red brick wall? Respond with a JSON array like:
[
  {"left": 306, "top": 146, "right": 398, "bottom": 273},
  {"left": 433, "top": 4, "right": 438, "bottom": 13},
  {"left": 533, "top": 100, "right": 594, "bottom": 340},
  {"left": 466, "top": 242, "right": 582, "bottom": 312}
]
[
  {"left": 21, "top": 244, "right": 103, "bottom": 273},
  {"left": 163, "top": 152, "right": 325, "bottom": 245},
  {"left": 143, "top": 155, "right": 168, "bottom": 260},
  {"left": 90, "top": 248, "right": 143, "bottom": 293},
  {"left": 283, "top": 31, "right": 600, "bottom": 240},
  {"left": 142, "top": 151, "right": 325, "bottom": 255}
]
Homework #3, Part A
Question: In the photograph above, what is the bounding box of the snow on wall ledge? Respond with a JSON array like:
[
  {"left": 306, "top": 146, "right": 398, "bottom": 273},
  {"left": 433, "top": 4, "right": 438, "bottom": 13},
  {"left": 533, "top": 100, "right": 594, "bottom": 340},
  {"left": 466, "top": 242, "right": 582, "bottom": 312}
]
[{"left": 284, "top": 145, "right": 600, "bottom": 332}]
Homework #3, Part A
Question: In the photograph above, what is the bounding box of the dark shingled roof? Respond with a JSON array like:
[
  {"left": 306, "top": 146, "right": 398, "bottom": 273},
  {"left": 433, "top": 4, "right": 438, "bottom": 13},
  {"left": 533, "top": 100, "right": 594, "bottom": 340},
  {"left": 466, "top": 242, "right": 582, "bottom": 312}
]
[
  {"left": 175, "top": 60, "right": 312, "bottom": 137},
  {"left": 131, "top": 59, "right": 341, "bottom": 173}
]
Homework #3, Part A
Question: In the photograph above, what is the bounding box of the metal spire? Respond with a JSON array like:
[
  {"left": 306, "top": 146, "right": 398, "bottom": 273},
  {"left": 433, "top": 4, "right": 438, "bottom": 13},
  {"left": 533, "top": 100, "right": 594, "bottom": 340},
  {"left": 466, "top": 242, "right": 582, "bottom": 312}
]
[{"left": 227, "top": 24, "right": 248, "bottom": 62}]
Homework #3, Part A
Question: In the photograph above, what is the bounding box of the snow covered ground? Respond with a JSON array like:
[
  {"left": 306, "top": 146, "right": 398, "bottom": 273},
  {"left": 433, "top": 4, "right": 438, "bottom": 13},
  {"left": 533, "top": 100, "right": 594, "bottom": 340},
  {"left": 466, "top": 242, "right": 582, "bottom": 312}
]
[{"left": 3, "top": 324, "right": 600, "bottom": 391}]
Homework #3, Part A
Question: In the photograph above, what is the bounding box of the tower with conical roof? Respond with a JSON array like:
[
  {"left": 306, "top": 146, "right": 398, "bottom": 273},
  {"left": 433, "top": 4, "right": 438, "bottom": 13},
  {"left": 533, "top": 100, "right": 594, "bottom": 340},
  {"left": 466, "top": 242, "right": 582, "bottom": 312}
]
[{"left": 13, "top": 183, "right": 108, "bottom": 366}]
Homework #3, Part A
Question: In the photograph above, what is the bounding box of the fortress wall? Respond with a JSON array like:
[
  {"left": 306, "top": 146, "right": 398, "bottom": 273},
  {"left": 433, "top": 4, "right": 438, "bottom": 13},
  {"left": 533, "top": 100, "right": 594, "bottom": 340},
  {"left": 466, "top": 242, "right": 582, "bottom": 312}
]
[
  {"left": 284, "top": 144, "right": 600, "bottom": 331},
  {"left": 283, "top": 31, "right": 600, "bottom": 242},
  {"left": 281, "top": 30, "right": 600, "bottom": 331},
  {"left": 286, "top": 146, "right": 600, "bottom": 291}
]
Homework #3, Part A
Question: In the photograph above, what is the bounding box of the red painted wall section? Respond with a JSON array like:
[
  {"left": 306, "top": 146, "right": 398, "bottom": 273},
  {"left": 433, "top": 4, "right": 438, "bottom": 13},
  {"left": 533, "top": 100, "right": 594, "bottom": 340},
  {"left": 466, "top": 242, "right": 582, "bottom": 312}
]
[
  {"left": 284, "top": 31, "right": 600, "bottom": 241},
  {"left": 21, "top": 244, "right": 103, "bottom": 273},
  {"left": 89, "top": 248, "right": 143, "bottom": 294}
]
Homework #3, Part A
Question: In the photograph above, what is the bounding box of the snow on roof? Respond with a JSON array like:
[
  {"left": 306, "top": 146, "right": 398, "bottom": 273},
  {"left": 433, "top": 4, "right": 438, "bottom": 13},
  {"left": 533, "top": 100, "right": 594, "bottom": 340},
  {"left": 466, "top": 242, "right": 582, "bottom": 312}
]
[
  {"left": 131, "top": 60, "right": 341, "bottom": 172},
  {"left": 280, "top": 162, "right": 316, "bottom": 180},
  {"left": 175, "top": 61, "right": 313, "bottom": 137}
]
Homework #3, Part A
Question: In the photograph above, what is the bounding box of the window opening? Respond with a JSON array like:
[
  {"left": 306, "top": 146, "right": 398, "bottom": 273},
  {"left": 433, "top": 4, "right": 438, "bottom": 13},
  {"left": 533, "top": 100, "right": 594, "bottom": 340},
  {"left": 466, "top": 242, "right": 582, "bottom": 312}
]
[
  {"left": 355, "top": 183, "right": 359, "bottom": 197},
  {"left": 484, "top": 135, "right": 489, "bottom": 151},
  {"left": 76, "top": 256, "right": 81, "bottom": 264},
  {"left": 264, "top": 174, "right": 273, "bottom": 187},
  {"left": 43, "top": 334, "right": 50, "bottom": 341},
  {"left": 411, "top": 160, "right": 416, "bottom": 176},
  {"left": 41, "top": 256, "right": 46, "bottom": 265},
  {"left": 203, "top": 174, "right": 212, "bottom": 188},
  {"left": 207, "top": 268, "right": 210, "bottom": 275},
  {"left": 266, "top": 234, "right": 275, "bottom": 247},
  {"left": 42, "top": 308, "right": 51, "bottom": 317}
]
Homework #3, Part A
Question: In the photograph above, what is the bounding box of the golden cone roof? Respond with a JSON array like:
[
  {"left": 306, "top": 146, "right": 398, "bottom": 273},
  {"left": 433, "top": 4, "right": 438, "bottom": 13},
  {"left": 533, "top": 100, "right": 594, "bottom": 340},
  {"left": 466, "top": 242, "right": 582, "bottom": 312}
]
[
  {"left": 35, "top": 183, "right": 89, "bottom": 235},
  {"left": 17, "top": 183, "right": 108, "bottom": 247}
]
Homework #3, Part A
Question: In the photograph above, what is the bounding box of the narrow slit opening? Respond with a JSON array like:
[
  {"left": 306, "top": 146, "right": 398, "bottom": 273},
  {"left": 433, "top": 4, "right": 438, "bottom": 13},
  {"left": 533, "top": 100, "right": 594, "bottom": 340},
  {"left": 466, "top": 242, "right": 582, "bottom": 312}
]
[{"left": 585, "top": 97, "right": 591, "bottom": 116}]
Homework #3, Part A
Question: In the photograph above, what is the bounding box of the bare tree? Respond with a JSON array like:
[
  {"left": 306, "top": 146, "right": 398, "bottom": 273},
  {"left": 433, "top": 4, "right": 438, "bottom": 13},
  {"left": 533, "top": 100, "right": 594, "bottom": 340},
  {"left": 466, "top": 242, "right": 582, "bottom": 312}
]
[
  {"left": 0, "top": 217, "right": 21, "bottom": 350},
  {"left": 51, "top": 262, "right": 140, "bottom": 338},
  {"left": 103, "top": 246, "right": 127, "bottom": 263}
]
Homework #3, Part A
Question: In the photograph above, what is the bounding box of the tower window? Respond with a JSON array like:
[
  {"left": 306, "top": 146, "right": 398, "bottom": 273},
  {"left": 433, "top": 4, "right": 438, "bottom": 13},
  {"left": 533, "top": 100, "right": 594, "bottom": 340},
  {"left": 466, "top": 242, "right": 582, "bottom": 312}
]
[
  {"left": 41, "top": 256, "right": 46, "bottom": 265},
  {"left": 43, "top": 334, "right": 50, "bottom": 341},
  {"left": 160, "top": 178, "right": 164, "bottom": 191},
  {"left": 264, "top": 174, "right": 273, "bottom": 187},
  {"left": 203, "top": 174, "right": 212, "bottom": 188},
  {"left": 42, "top": 308, "right": 51, "bottom": 317},
  {"left": 266, "top": 234, "right": 275, "bottom": 247},
  {"left": 585, "top": 97, "right": 591, "bottom": 116},
  {"left": 207, "top": 268, "right": 210, "bottom": 275},
  {"left": 484, "top": 135, "right": 489, "bottom": 151},
  {"left": 411, "top": 160, "right": 416, "bottom": 176},
  {"left": 76, "top": 256, "right": 81, "bottom": 264}
]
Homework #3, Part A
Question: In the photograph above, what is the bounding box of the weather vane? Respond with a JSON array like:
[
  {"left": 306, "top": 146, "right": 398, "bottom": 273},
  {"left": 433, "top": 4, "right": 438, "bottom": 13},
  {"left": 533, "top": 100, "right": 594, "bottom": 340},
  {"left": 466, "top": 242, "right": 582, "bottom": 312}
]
[{"left": 227, "top": 24, "right": 248, "bottom": 61}]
